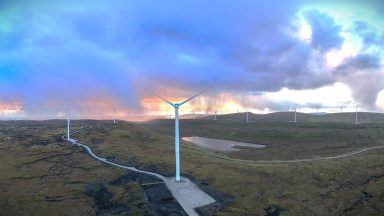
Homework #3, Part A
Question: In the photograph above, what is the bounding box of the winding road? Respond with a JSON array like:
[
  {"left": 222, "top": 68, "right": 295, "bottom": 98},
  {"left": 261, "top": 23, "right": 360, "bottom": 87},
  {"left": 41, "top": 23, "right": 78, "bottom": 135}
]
[{"left": 64, "top": 137, "right": 215, "bottom": 216}]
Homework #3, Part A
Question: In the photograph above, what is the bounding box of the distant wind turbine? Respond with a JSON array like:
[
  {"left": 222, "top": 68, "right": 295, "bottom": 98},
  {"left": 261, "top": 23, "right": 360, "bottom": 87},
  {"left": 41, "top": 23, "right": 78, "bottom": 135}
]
[
  {"left": 149, "top": 88, "right": 210, "bottom": 182},
  {"left": 113, "top": 107, "right": 117, "bottom": 124},
  {"left": 355, "top": 105, "right": 358, "bottom": 124},
  {"left": 214, "top": 111, "right": 217, "bottom": 120},
  {"left": 294, "top": 106, "right": 297, "bottom": 123},
  {"left": 67, "top": 111, "right": 71, "bottom": 139}
]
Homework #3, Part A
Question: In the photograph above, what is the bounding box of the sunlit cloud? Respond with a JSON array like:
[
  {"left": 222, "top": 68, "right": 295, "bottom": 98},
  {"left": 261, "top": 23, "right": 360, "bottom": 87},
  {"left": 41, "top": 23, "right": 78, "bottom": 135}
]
[
  {"left": 297, "top": 18, "right": 312, "bottom": 43},
  {"left": 376, "top": 89, "right": 384, "bottom": 108},
  {"left": 326, "top": 33, "right": 360, "bottom": 68},
  {"left": 0, "top": 101, "right": 23, "bottom": 115},
  {"left": 264, "top": 82, "right": 354, "bottom": 107}
]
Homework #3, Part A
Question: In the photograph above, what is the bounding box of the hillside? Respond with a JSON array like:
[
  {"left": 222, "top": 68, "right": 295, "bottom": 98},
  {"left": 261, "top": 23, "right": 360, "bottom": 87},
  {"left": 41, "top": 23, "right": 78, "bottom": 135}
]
[
  {"left": 202, "top": 111, "right": 384, "bottom": 123},
  {"left": 0, "top": 121, "right": 186, "bottom": 216},
  {"left": 2, "top": 120, "right": 384, "bottom": 215}
]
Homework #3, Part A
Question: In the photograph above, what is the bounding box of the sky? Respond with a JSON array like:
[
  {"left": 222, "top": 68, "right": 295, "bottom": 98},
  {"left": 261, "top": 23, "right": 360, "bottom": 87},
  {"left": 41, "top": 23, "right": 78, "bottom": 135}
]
[{"left": 0, "top": 0, "right": 383, "bottom": 119}]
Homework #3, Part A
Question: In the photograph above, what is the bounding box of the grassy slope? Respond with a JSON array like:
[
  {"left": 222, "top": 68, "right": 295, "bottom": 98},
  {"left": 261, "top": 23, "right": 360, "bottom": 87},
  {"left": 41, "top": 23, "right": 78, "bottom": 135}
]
[
  {"left": 0, "top": 122, "right": 147, "bottom": 216},
  {"left": 204, "top": 112, "right": 384, "bottom": 123},
  {"left": 143, "top": 119, "right": 384, "bottom": 160},
  {"left": 74, "top": 120, "right": 384, "bottom": 215}
]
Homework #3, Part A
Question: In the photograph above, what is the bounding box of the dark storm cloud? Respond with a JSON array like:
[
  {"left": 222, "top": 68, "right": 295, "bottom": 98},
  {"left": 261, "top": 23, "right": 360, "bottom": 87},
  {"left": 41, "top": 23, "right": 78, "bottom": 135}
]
[
  {"left": 341, "top": 71, "right": 383, "bottom": 108},
  {"left": 331, "top": 20, "right": 384, "bottom": 108},
  {"left": 0, "top": 0, "right": 383, "bottom": 114},
  {"left": 336, "top": 54, "right": 383, "bottom": 107},
  {"left": 303, "top": 10, "right": 344, "bottom": 52},
  {"left": 350, "top": 21, "right": 384, "bottom": 47},
  {"left": 338, "top": 54, "right": 381, "bottom": 70}
]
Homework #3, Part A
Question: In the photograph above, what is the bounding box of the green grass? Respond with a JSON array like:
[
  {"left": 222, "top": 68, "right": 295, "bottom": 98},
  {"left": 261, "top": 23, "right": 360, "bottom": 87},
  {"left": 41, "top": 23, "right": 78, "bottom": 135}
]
[
  {"left": 73, "top": 120, "right": 384, "bottom": 215},
  {"left": 0, "top": 122, "right": 148, "bottom": 216},
  {"left": 142, "top": 119, "right": 384, "bottom": 160},
  {"left": 2, "top": 120, "right": 383, "bottom": 215}
]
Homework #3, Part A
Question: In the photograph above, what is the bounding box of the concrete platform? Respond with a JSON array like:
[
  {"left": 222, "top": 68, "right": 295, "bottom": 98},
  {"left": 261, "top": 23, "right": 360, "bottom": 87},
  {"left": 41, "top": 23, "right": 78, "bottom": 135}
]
[{"left": 164, "top": 177, "right": 215, "bottom": 216}]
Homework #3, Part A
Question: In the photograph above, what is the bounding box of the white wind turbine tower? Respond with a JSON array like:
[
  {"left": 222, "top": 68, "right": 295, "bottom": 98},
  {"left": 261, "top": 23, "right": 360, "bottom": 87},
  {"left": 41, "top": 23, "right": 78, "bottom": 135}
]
[
  {"left": 113, "top": 107, "right": 117, "bottom": 124},
  {"left": 67, "top": 111, "right": 71, "bottom": 139},
  {"left": 355, "top": 105, "right": 358, "bottom": 124},
  {"left": 214, "top": 111, "right": 217, "bottom": 120},
  {"left": 294, "top": 105, "right": 297, "bottom": 123},
  {"left": 149, "top": 88, "right": 209, "bottom": 182},
  {"left": 246, "top": 111, "right": 249, "bottom": 122}
]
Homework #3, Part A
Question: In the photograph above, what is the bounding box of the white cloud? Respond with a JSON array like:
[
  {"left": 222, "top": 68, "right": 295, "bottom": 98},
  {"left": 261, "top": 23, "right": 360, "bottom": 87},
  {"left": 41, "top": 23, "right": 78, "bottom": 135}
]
[
  {"left": 264, "top": 82, "right": 354, "bottom": 107},
  {"left": 376, "top": 89, "right": 384, "bottom": 108},
  {"left": 325, "top": 31, "right": 361, "bottom": 68},
  {"left": 298, "top": 18, "right": 312, "bottom": 43}
]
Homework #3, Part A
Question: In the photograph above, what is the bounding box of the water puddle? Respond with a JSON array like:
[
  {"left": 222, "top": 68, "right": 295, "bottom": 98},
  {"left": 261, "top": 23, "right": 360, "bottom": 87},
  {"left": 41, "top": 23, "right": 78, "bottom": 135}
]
[{"left": 182, "top": 136, "right": 265, "bottom": 152}]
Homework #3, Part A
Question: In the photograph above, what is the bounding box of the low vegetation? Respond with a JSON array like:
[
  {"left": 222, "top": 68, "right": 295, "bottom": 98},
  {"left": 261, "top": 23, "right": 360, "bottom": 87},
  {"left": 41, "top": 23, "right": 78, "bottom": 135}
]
[
  {"left": 1, "top": 119, "right": 383, "bottom": 215},
  {"left": 143, "top": 119, "right": 384, "bottom": 160},
  {"left": 0, "top": 121, "right": 147, "bottom": 215},
  {"left": 76, "top": 119, "right": 384, "bottom": 215}
]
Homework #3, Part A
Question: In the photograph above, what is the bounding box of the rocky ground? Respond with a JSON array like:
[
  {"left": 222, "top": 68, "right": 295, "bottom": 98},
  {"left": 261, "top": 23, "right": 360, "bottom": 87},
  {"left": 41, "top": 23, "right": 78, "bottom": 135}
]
[
  {"left": 0, "top": 121, "right": 189, "bottom": 216},
  {"left": 2, "top": 119, "right": 384, "bottom": 215}
]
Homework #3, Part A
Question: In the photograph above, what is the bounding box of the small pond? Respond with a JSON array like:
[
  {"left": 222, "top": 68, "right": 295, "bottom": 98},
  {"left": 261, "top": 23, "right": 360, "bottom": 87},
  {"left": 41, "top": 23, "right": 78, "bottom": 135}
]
[{"left": 182, "top": 136, "right": 265, "bottom": 152}]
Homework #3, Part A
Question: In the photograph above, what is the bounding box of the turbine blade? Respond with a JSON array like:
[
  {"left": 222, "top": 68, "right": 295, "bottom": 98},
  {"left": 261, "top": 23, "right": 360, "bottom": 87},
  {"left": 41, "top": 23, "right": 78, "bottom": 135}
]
[
  {"left": 179, "top": 87, "right": 211, "bottom": 106},
  {"left": 146, "top": 89, "right": 175, "bottom": 107}
]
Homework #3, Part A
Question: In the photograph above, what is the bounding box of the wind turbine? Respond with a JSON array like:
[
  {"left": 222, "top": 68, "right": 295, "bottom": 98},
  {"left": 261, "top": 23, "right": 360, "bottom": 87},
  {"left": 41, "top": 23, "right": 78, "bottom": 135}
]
[
  {"left": 355, "top": 105, "right": 358, "bottom": 124},
  {"left": 113, "top": 107, "right": 117, "bottom": 124},
  {"left": 149, "top": 88, "right": 210, "bottom": 182},
  {"left": 246, "top": 111, "right": 249, "bottom": 122},
  {"left": 67, "top": 111, "right": 71, "bottom": 139},
  {"left": 294, "top": 105, "right": 297, "bottom": 123},
  {"left": 214, "top": 111, "right": 217, "bottom": 120}
]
